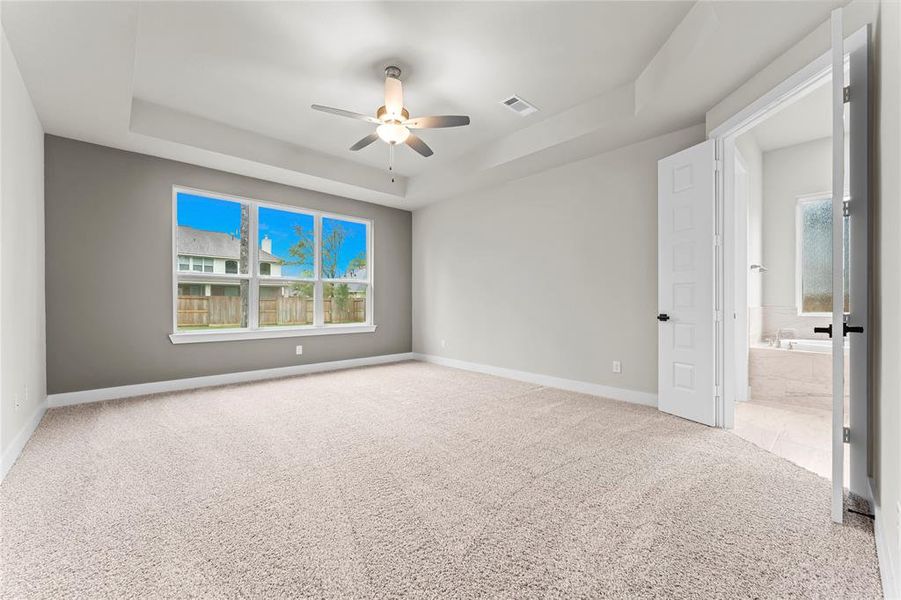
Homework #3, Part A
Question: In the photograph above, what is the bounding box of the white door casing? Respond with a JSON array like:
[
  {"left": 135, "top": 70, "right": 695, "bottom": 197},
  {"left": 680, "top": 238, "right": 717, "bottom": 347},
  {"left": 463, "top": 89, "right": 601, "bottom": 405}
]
[{"left": 658, "top": 139, "right": 717, "bottom": 427}]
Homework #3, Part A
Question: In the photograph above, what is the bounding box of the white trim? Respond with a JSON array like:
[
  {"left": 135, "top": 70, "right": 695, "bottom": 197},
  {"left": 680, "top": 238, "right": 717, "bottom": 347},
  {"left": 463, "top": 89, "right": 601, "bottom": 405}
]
[
  {"left": 870, "top": 478, "right": 901, "bottom": 600},
  {"left": 47, "top": 352, "right": 414, "bottom": 408},
  {"left": 412, "top": 353, "right": 658, "bottom": 407},
  {"left": 709, "top": 49, "right": 832, "bottom": 140},
  {"left": 169, "top": 324, "right": 377, "bottom": 344},
  {"left": 1, "top": 399, "right": 47, "bottom": 482}
]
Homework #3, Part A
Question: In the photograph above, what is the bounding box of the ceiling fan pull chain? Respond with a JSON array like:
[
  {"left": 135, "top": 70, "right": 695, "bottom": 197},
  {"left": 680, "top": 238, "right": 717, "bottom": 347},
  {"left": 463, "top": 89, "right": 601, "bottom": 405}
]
[{"left": 388, "top": 143, "right": 395, "bottom": 183}]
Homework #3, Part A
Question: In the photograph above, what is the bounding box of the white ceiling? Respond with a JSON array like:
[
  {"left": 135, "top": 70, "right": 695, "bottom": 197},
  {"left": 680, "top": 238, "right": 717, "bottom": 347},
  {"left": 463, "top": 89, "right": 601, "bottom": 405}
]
[{"left": 0, "top": 1, "right": 843, "bottom": 210}]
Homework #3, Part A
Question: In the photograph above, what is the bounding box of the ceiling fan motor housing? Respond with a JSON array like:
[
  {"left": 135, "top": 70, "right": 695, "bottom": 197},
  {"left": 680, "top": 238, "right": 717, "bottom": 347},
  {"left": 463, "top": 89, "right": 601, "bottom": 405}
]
[{"left": 377, "top": 105, "right": 409, "bottom": 122}]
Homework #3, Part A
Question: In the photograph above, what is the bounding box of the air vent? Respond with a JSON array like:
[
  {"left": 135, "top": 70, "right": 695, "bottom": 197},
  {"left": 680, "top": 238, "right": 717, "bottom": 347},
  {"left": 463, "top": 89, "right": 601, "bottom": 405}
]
[{"left": 500, "top": 95, "right": 538, "bottom": 116}]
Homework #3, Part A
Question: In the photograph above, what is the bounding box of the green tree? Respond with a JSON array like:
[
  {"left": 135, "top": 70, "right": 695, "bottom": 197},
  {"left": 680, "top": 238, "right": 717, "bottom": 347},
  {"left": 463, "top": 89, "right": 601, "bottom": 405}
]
[
  {"left": 320, "top": 224, "right": 347, "bottom": 278},
  {"left": 348, "top": 252, "right": 366, "bottom": 277},
  {"left": 285, "top": 225, "right": 314, "bottom": 277}
]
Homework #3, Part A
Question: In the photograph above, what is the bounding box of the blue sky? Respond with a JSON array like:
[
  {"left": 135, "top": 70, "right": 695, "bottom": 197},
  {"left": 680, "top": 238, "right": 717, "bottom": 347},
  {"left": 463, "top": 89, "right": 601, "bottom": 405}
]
[{"left": 177, "top": 192, "right": 366, "bottom": 278}]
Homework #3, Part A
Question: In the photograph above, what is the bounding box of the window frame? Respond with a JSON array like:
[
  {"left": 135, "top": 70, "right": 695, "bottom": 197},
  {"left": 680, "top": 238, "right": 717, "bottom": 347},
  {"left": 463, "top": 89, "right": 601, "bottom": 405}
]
[
  {"left": 794, "top": 192, "right": 848, "bottom": 317},
  {"left": 170, "top": 186, "right": 375, "bottom": 344}
]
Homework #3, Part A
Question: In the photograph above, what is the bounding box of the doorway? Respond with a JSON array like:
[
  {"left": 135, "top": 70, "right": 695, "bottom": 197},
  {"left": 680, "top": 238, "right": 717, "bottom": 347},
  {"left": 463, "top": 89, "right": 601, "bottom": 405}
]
[
  {"left": 712, "top": 19, "right": 870, "bottom": 522},
  {"left": 728, "top": 77, "right": 847, "bottom": 484}
]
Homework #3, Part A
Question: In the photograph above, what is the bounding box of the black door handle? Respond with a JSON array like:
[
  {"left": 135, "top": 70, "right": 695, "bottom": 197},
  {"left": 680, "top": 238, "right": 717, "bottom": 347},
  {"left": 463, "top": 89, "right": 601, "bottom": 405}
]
[
  {"left": 813, "top": 323, "right": 864, "bottom": 338},
  {"left": 657, "top": 313, "right": 670, "bottom": 322}
]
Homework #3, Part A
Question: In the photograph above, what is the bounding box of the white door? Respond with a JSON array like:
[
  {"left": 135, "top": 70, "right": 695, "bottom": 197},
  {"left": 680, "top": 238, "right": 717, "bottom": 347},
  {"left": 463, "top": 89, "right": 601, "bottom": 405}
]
[
  {"left": 658, "top": 139, "right": 717, "bottom": 426},
  {"left": 827, "top": 13, "right": 870, "bottom": 523}
]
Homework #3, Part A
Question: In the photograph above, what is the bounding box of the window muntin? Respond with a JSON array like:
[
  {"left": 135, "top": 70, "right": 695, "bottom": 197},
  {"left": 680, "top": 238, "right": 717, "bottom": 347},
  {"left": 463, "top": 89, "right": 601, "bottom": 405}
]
[
  {"left": 797, "top": 196, "right": 849, "bottom": 315},
  {"left": 173, "top": 188, "right": 372, "bottom": 336}
]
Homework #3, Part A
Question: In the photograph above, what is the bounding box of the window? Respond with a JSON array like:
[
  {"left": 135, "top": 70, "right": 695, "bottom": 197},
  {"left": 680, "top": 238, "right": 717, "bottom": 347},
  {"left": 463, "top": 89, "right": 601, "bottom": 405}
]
[
  {"left": 172, "top": 187, "right": 373, "bottom": 342},
  {"left": 177, "top": 255, "right": 214, "bottom": 273},
  {"left": 796, "top": 195, "right": 849, "bottom": 315}
]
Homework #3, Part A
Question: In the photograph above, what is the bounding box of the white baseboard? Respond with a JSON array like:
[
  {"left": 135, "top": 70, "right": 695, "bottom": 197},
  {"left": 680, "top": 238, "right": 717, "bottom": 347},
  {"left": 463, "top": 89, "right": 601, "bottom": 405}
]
[
  {"left": 413, "top": 353, "right": 658, "bottom": 407},
  {"left": 871, "top": 477, "right": 901, "bottom": 600},
  {"left": 47, "top": 352, "right": 416, "bottom": 408},
  {"left": 1, "top": 399, "right": 47, "bottom": 482}
]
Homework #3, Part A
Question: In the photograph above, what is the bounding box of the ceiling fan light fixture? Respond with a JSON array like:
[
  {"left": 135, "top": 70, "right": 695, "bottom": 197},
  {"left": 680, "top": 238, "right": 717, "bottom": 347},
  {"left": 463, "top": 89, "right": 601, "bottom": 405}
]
[{"left": 376, "top": 123, "right": 410, "bottom": 145}]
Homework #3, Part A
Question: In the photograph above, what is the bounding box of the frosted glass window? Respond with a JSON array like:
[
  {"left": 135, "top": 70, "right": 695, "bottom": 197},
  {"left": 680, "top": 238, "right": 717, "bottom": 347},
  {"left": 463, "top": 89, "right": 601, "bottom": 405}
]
[{"left": 798, "top": 197, "right": 849, "bottom": 314}]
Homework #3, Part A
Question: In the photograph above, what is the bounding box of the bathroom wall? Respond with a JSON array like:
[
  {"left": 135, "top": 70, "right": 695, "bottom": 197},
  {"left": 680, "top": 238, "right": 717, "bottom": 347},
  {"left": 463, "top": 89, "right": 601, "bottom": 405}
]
[
  {"left": 760, "top": 136, "right": 833, "bottom": 340},
  {"left": 736, "top": 132, "right": 763, "bottom": 342}
]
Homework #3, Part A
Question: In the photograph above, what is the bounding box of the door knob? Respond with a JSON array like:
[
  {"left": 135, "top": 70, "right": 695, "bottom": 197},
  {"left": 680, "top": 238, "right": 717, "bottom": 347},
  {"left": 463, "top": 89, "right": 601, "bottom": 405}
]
[
  {"left": 813, "top": 323, "right": 865, "bottom": 338},
  {"left": 814, "top": 324, "right": 833, "bottom": 337},
  {"left": 657, "top": 313, "right": 670, "bottom": 322}
]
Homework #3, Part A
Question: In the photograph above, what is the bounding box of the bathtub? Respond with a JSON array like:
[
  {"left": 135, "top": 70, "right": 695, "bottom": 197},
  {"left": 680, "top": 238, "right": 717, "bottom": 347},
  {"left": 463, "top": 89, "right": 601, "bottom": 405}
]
[
  {"left": 749, "top": 341, "right": 849, "bottom": 409},
  {"left": 771, "top": 338, "right": 850, "bottom": 353}
]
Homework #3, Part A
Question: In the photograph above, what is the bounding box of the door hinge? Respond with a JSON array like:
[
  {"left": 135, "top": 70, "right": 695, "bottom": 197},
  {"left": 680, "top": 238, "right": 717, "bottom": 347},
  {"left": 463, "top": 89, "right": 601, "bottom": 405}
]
[
  {"left": 715, "top": 309, "right": 723, "bottom": 322},
  {"left": 843, "top": 427, "right": 851, "bottom": 443},
  {"left": 714, "top": 233, "right": 721, "bottom": 246},
  {"left": 843, "top": 86, "right": 851, "bottom": 103},
  {"left": 715, "top": 158, "right": 723, "bottom": 173},
  {"left": 843, "top": 199, "right": 851, "bottom": 217}
]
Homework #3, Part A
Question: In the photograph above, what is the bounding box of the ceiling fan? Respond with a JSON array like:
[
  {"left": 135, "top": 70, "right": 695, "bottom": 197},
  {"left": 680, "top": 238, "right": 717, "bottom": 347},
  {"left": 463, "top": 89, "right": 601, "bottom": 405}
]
[{"left": 312, "top": 66, "right": 470, "bottom": 181}]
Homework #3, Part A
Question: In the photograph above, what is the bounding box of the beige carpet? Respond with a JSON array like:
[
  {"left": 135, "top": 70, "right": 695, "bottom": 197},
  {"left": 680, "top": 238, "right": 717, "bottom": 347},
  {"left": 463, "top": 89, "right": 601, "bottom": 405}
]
[{"left": 0, "top": 361, "right": 882, "bottom": 598}]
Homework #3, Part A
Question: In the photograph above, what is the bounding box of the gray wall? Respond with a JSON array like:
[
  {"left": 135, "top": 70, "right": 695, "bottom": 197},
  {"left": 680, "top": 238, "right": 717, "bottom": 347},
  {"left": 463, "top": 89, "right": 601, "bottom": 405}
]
[
  {"left": 413, "top": 124, "right": 705, "bottom": 397},
  {"left": 874, "top": 0, "right": 901, "bottom": 590},
  {"left": 44, "top": 136, "right": 412, "bottom": 394},
  {"left": 1, "top": 30, "right": 46, "bottom": 469}
]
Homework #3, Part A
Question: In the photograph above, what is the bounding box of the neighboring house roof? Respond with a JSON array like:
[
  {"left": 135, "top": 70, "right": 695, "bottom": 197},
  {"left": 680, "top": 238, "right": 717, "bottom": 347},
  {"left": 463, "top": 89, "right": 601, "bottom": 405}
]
[{"left": 178, "top": 226, "right": 280, "bottom": 263}]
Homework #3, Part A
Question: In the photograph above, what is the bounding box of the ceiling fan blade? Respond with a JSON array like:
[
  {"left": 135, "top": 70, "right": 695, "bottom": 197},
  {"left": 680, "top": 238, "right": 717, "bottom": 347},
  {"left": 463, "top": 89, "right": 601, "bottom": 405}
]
[
  {"left": 349, "top": 133, "right": 379, "bottom": 151},
  {"left": 405, "top": 134, "right": 434, "bottom": 157},
  {"left": 311, "top": 104, "right": 380, "bottom": 124},
  {"left": 405, "top": 115, "right": 471, "bottom": 129},
  {"left": 385, "top": 76, "right": 404, "bottom": 119}
]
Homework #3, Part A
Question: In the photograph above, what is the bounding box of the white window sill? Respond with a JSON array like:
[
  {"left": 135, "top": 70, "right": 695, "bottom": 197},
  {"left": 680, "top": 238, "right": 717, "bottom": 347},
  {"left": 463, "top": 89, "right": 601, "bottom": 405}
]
[{"left": 169, "top": 324, "right": 377, "bottom": 344}]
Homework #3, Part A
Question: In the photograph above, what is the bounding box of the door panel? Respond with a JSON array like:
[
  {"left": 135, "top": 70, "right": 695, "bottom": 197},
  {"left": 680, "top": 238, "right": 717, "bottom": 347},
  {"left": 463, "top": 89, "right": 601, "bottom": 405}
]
[
  {"left": 846, "top": 25, "right": 870, "bottom": 504},
  {"left": 829, "top": 14, "right": 870, "bottom": 524},
  {"left": 658, "top": 139, "right": 717, "bottom": 426},
  {"left": 830, "top": 7, "right": 845, "bottom": 524}
]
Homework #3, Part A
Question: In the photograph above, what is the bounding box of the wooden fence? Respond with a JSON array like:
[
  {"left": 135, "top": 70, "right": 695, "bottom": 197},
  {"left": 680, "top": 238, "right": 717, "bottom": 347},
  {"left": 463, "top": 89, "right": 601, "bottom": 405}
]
[
  {"left": 178, "top": 295, "right": 366, "bottom": 327},
  {"left": 324, "top": 297, "right": 366, "bottom": 324},
  {"left": 259, "top": 297, "right": 313, "bottom": 326},
  {"left": 177, "top": 296, "right": 243, "bottom": 327}
]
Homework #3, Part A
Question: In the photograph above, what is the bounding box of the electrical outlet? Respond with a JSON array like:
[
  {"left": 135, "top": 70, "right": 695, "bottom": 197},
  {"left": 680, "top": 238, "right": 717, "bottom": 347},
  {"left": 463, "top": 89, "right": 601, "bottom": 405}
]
[
  {"left": 295, "top": 345, "right": 303, "bottom": 356},
  {"left": 440, "top": 339, "right": 447, "bottom": 348},
  {"left": 612, "top": 361, "right": 622, "bottom": 374}
]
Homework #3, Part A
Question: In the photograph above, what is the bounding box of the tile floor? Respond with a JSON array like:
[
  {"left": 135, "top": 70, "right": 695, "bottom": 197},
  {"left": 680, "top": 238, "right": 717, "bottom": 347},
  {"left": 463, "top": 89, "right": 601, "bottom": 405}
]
[{"left": 732, "top": 399, "right": 849, "bottom": 486}]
